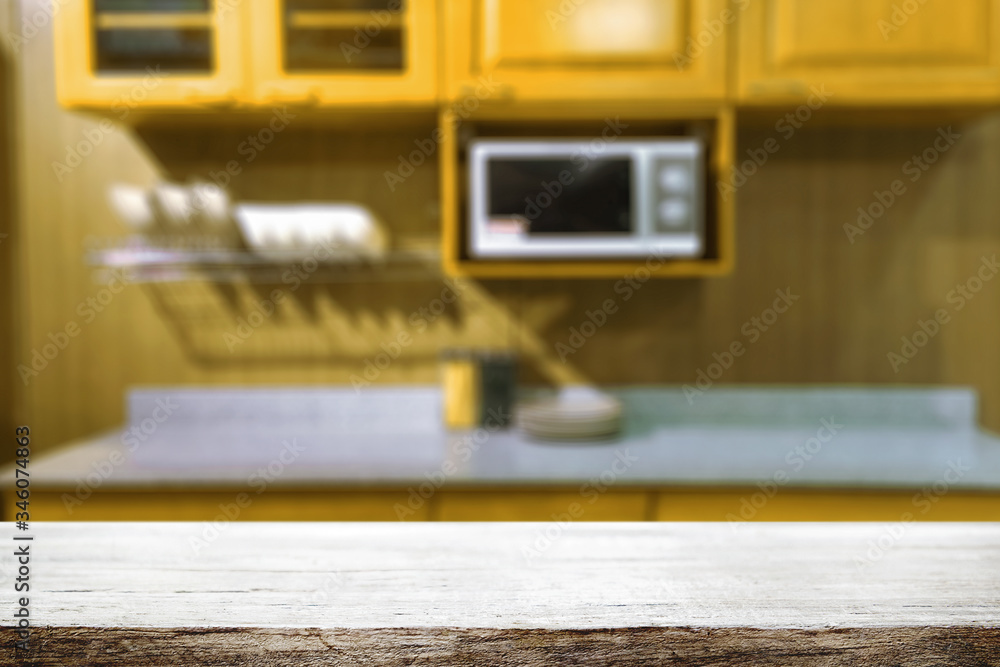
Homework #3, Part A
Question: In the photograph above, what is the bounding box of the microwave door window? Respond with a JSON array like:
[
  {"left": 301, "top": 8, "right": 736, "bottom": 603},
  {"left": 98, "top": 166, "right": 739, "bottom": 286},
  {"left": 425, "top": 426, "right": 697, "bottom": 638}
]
[{"left": 486, "top": 158, "right": 632, "bottom": 235}]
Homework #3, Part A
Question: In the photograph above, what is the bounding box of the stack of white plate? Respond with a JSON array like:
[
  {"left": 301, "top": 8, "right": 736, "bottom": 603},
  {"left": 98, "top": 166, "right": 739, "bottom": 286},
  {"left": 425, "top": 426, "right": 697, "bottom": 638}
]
[
  {"left": 517, "top": 388, "right": 623, "bottom": 442},
  {"left": 233, "top": 203, "right": 388, "bottom": 261},
  {"left": 108, "top": 181, "right": 241, "bottom": 245}
]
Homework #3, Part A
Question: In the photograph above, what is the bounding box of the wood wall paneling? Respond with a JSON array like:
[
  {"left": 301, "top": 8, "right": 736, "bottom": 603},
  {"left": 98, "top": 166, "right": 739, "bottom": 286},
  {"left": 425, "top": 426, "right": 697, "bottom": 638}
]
[
  {"left": 2, "top": 0, "right": 20, "bottom": 465},
  {"left": 14, "top": 0, "right": 1000, "bottom": 459}
]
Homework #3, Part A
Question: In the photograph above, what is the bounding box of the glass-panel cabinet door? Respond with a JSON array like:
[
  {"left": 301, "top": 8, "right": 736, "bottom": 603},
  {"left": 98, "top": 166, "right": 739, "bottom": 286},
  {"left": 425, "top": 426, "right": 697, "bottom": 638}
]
[
  {"left": 249, "top": 0, "right": 437, "bottom": 105},
  {"left": 56, "top": 0, "right": 248, "bottom": 108}
]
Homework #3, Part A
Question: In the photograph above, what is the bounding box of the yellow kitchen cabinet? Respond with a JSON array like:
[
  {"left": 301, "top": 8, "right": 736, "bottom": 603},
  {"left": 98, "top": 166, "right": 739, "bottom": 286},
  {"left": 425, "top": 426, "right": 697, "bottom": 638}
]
[
  {"left": 9, "top": 486, "right": 1000, "bottom": 521},
  {"left": 442, "top": 0, "right": 730, "bottom": 104},
  {"left": 55, "top": 0, "right": 437, "bottom": 110},
  {"left": 247, "top": 0, "right": 438, "bottom": 106},
  {"left": 55, "top": 0, "right": 249, "bottom": 109},
  {"left": 27, "top": 489, "right": 430, "bottom": 521},
  {"left": 435, "top": 489, "right": 651, "bottom": 521},
  {"left": 738, "top": 0, "right": 1000, "bottom": 105},
  {"left": 654, "top": 488, "right": 1000, "bottom": 521}
]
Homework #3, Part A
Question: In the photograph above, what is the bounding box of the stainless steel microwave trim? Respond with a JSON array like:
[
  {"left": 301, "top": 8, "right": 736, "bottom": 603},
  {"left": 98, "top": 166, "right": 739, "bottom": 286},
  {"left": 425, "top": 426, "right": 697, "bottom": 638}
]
[{"left": 468, "top": 138, "right": 705, "bottom": 259}]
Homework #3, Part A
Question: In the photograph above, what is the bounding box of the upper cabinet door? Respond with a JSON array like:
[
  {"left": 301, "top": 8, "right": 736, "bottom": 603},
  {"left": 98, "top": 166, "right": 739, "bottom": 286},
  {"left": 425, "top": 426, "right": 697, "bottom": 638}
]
[
  {"left": 738, "top": 0, "right": 1000, "bottom": 104},
  {"left": 248, "top": 0, "right": 437, "bottom": 106},
  {"left": 444, "top": 0, "right": 729, "bottom": 103},
  {"left": 56, "top": 0, "right": 248, "bottom": 109}
]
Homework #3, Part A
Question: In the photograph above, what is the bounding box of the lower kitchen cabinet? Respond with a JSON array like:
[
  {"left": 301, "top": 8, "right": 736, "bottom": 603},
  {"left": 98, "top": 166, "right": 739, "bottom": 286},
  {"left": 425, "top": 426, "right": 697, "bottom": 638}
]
[
  {"left": 434, "top": 490, "right": 651, "bottom": 521},
  {"left": 653, "top": 488, "right": 1000, "bottom": 522},
  {"left": 29, "top": 489, "right": 429, "bottom": 522},
  {"left": 14, "top": 487, "right": 1000, "bottom": 521}
]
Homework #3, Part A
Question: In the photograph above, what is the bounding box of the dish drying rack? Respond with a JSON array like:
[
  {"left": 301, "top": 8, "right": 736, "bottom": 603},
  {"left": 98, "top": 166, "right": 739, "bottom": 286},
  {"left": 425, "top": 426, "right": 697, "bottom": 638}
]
[{"left": 87, "top": 236, "right": 442, "bottom": 284}]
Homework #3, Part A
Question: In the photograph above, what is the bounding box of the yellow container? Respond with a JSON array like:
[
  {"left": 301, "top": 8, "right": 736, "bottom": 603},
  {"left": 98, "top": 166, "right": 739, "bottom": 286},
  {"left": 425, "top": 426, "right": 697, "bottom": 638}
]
[{"left": 441, "top": 351, "right": 480, "bottom": 430}]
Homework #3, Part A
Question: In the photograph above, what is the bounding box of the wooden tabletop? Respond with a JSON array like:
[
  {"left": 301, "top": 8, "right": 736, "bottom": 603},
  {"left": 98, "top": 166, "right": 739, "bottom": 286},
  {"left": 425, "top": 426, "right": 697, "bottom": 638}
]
[{"left": 6, "top": 522, "right": 1000, "bottom": 665}]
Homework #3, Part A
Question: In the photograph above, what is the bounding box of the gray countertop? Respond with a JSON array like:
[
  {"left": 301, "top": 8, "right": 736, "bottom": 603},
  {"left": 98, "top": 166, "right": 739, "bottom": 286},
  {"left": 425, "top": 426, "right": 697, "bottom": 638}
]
[{"left": 19, "top": 385, "right": 1000, "bottom": 490}]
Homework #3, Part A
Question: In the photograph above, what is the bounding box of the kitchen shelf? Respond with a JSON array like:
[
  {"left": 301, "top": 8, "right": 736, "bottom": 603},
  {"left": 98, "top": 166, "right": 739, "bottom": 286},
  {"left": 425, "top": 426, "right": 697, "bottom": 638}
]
[
  {"left": 440, "top": 104, "right": 736, "bottom": 280},
  {"left": 87, "top": 242, "right": 441, "bottom": 284}
]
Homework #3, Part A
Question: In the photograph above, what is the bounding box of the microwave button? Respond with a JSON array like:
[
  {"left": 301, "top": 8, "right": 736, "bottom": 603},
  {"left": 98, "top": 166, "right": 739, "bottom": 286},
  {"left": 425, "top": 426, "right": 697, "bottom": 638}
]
[
  {"left": 659, "top": 166, "right": 690, "bottom": 192},
  {"left": 658, "top": 198, "right": 689, "bottom": 227}
]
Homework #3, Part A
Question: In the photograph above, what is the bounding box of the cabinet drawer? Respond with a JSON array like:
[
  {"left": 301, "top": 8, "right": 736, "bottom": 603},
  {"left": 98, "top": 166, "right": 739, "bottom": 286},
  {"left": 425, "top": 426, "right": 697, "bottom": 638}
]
[
  {"left": 435, "top": 489, "right": 651, "bottom": 521},
  {"left": 654, "top": 489, "right": 1000, "bottom": 521},
  {"left": 22, "top": 489, "right": 429, "bottom": 521}
]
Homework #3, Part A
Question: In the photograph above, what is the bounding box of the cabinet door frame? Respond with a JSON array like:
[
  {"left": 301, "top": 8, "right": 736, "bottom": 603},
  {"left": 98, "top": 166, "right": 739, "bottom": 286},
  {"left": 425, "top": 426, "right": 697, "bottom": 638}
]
[
  {"left": 443, "top": 0, "right": 730, "bottom": 104},
  {"left": 247, "top": 0, "right": 437, "bottom": 106},
  {"left": 55, "top": 0, "right": 248, "bottom": 109},
  {"left": 737, "top": 0, "right": 1000, "bottom": 104}
]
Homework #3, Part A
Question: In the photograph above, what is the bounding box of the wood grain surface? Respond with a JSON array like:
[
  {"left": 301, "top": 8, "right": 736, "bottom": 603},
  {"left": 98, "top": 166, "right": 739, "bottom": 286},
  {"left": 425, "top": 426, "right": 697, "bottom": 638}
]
[
  {"left": 12, "top": 522, "right": 1000, "bottom": 630},
  {"left": 5, "top": 522, "right": 1000, "bottom": 663},
  {"left": 5, "top": 626, "right": 1000, "bottom": 666}
]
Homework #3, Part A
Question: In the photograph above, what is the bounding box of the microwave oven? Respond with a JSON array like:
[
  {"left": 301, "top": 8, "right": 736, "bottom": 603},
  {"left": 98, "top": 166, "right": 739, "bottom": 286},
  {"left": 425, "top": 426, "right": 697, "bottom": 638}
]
[{"left": 468, "top": 138, "right": 705, "bottom": 259}]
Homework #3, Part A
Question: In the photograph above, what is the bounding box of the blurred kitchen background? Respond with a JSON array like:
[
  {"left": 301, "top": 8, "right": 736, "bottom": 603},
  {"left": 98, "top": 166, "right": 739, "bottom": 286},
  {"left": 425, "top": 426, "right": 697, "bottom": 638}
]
[{"left": 2, "top": 0, "right": 1000, "bottom": 522}]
